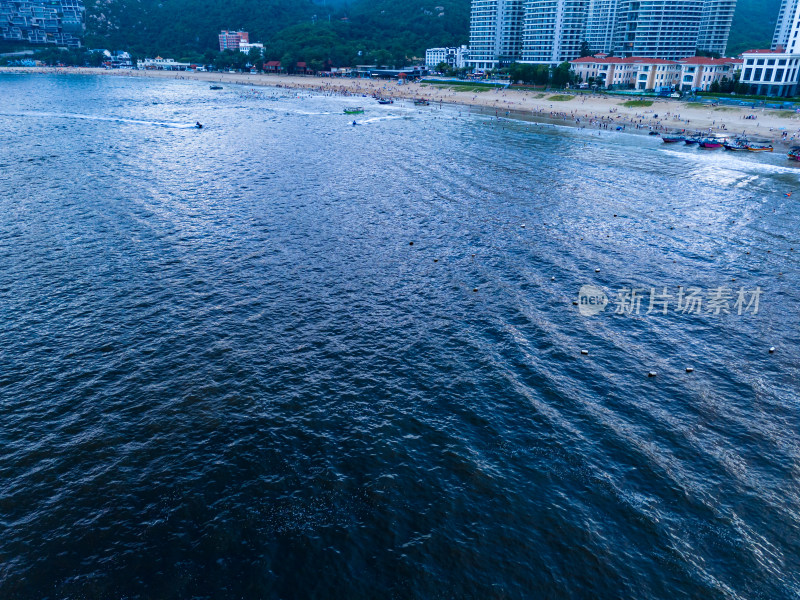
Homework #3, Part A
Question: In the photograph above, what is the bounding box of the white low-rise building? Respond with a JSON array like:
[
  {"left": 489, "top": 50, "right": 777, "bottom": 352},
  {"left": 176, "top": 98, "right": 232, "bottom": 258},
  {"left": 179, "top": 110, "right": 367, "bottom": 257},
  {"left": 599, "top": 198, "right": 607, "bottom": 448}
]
[
  {"left": 239, "top": 42, "right": 264, "bottom": 54},
  {"left": 137, "top": 57, "right": 192, "bottom": 71},
  {"left": 426, "top": 45, "right": 470, "bottom": 69},
  {"left": 739, "top": 49, "right": 800, "bottom": 97},
  {"left": 571, "top": 54, "right": 741, "bottom": 92}
]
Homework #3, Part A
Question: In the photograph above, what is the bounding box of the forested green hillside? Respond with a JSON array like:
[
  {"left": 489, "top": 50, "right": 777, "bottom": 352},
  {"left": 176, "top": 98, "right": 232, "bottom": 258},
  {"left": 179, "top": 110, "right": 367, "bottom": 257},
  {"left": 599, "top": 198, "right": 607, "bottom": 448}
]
[{"left": 81, "top": 0, "right": 781, "bottom": 65}]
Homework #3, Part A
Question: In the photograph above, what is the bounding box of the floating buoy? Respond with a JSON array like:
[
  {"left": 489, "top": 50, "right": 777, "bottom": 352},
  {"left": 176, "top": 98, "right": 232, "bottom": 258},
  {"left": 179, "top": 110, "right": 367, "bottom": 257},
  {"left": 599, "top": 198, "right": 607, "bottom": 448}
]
[
  {"left": 434, "top": 259, "right": 438, "bottom": 262},
  {"left": 521, "top": 224, "right": 526, "bottom": 228},
  {"left": 686, "top": 367, "right": 694, "bottom": 373},
  {"left": 473, "top": 288, "right": 478, "bottom": 292},
  {"left": 595, "top": 268, "right": 600, "bottom": 273},
  {"left": 551, "top": 276, "right": 555, "bottom": 281},
  {"left": 581, "top": 350, "right": 589, "bottom": 355},
  {"left": 648, "top": 371, "right": 657, "bottom": 378},
  {"left": 769, "top": 347, "right": 775, "bottom": 353},
  {"left": 409, "top": 241, "right": 414, "bottom": 246},
  {"left": 572, "top": 300, "right": 579, "bottom": 306}
]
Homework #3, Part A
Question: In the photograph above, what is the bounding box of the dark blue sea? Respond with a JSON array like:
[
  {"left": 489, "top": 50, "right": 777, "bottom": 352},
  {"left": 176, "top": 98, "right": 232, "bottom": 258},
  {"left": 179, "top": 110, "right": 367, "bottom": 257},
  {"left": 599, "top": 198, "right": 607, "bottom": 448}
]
[{"left": 1, "top": 73, "right": 799, "bottom": 599}]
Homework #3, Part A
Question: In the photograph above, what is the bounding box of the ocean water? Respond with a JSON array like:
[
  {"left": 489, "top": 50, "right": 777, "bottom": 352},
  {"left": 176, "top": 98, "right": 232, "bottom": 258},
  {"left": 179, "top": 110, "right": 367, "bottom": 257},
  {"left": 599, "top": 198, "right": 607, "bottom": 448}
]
[{"left": 0, "top": 73, "right": 799, "bottom": 600}]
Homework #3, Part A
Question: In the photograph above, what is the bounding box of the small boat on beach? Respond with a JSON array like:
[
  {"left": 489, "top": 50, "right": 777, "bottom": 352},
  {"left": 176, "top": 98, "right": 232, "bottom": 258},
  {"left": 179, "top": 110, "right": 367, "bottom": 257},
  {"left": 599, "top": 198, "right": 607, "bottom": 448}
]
[
  {"left": 413, "top": 99, "right": 430, "bottom": 106},
  {"left": 788, "top": 146, "right": 800, "bottom": 161},
  {"left": 699, "top": 139, "right": 724, "bottom": 149},
  {"left": 377, "top": 98, "right": 394, "bottom": 105},
  {"left": 210, "top": 85, "right": 223, "bottom": 90},
  {"left": 745, "top": 141, "right": 774, "bottom": 152},
  {"left": 684, "top": 137, "right": 700, "bottom": 145},
  {"left": 724, "top": 140, "right": 748, "bottom": 151},
  {"left": 661, "top": 135, "right": 685, "bottom": 143},
  {"left": 344, "top": 107, "right": 365, "bottom": 115}
]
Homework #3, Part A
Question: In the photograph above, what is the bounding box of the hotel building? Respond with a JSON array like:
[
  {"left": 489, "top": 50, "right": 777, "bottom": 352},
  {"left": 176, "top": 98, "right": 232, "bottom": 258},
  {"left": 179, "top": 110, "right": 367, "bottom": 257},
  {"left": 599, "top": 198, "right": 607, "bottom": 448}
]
[
  {"left": 468, "top": 0, "right": 737, "bottom": 67},
  {"left": 468, "top": 0, "right": 526, "bottom": 69},
  {"left": 520, "top": 0, "right": 589, "bottom": 64},
  {"left": 218, "top": 30, "right": 249, "bottom": 52}
]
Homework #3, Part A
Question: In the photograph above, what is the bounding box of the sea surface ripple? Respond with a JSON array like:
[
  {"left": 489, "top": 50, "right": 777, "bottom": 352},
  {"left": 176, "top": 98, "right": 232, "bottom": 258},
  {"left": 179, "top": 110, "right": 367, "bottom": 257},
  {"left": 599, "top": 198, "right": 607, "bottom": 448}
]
[{"left": 0, "top": 74, "right": 799, "bottom": 600}]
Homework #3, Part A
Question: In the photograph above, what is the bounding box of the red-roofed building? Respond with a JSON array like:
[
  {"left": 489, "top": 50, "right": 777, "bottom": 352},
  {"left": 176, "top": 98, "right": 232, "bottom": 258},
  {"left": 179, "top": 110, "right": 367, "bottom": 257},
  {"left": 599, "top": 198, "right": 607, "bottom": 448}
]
[
  {"left": 571, "top": 54, "right": 742, "bottom": 92},
  {"left": 263, "top": 60, "right": 282, "bottom": 73}
]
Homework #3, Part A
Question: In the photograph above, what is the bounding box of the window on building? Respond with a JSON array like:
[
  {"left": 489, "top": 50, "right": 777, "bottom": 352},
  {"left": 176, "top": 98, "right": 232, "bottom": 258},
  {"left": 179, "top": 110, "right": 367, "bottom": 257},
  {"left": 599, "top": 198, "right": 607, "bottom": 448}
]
[
  {"left": 754, "top": 68, "right": 763, "bottom": 80},
  {"left": 764, "top": 68, "right": 773, "bottom": 81}
]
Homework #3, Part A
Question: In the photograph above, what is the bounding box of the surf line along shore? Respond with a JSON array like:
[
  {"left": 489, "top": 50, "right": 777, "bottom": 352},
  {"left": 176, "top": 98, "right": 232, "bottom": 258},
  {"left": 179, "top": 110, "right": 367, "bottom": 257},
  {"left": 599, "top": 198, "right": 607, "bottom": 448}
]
[{"left": 4, "top": 66, "right": 800, "bottom": 144}]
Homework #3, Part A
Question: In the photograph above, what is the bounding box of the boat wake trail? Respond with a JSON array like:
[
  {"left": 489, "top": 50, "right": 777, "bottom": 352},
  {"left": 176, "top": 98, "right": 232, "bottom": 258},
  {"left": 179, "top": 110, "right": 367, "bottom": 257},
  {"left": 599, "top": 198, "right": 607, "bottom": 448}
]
[{"left": 0, "top": 111, "right": 198, "bottom": 128}]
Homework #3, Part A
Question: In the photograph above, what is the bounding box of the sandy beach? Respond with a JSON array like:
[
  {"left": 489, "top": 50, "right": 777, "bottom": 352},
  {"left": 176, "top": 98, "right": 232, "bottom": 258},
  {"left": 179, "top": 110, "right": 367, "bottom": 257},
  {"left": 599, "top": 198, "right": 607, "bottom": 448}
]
[{"left": 5, "top": 66, "right": 800, "bottom": 144}]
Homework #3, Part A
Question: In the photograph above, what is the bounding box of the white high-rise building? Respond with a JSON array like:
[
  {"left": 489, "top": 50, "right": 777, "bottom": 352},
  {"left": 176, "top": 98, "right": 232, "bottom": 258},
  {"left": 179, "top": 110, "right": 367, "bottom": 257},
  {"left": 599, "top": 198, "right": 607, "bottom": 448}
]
[
  {"left": 468, "top": 0, "right": 525, "bottom": 70},
  {"left": 616, "top": 0, "right": 705, "bottom": 60},
  {"left": 521, "top": 0, "right": 588, "bottom": 63},
  {"left": 697, "top": 0, "right": 738, "bottom": 56},
  {"left": 584, "top": 0, "right": 619, "bottom": 54},
  {"left": 469, "top": 0, "right": 737, "bottom": 68},
  {"left": 772, "top": 0, "right": 800, "bottom": 51}
]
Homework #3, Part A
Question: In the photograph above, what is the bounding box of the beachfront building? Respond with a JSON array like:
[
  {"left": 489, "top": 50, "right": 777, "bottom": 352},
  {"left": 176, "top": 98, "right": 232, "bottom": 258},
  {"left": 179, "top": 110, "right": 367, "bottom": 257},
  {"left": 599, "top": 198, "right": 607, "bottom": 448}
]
[
  {"left": 520, "top": 0, "right": 589, "bottom": 64},
  {"left": 425, "top": 45, "right": 471, "bottom": 69},
  {"left": 467, "top": 0, "right": 525, "bottom": 70},
  {"left": 0, "top": 0, "right": 85, "bottom": 47},
  {"left": 137, "top": 57, "right": 192, "bottom": 71},
  {"left": 739, "top": 49, "right": 800, "bottom": 96},
  {"left": 571, "top": 54, "right": 741, "bottom": 91},
  {"left": 218, "top": 30, "right": 249, "bottom": 52}
]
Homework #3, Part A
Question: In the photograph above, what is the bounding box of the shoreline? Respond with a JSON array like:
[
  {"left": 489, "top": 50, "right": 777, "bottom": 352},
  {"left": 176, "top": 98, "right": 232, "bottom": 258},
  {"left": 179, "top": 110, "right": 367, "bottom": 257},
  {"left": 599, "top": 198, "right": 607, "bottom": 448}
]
[{"left": 4, "top": 66, "right": 800, "bottom": 145}]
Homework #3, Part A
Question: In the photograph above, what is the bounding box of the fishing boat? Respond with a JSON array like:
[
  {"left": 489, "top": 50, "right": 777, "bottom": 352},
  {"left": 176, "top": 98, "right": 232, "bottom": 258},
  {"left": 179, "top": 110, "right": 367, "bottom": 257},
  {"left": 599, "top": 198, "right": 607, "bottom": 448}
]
[
  {"left": 684, "top": 137, "right": 700, "bottom": 145},
  {"left": 661, "top": 135, "right": 685, "bottom": 143},
  {"left": 344, "top": 107, "right": 364, "bottom": 115},
  {"left": 745, "top": 141, "right": 774, "bottom": 152},
  {"left": 413, "top": 99, "right": 430, "bottom": 106},
  {"left": 377, "top": 98, "right": 394, "bottom": 105},
  {"left": 723, "top": 140, "right": 748, "bottom": 151},
  {"left": 788, "top": 146, "right": 800, "bottom": 161},
  {"left": 210, "top": 85, "right": 223, "bottom": 90},
  {"left": 699, "top": 139, "right": 724, "bottom": 149}
]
